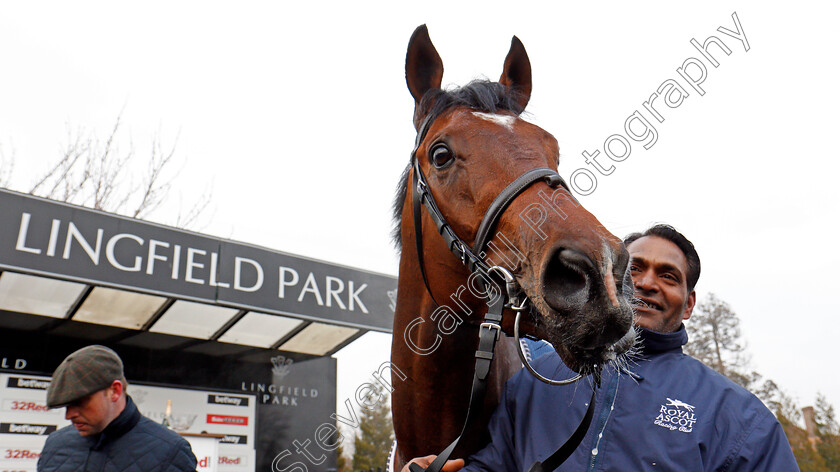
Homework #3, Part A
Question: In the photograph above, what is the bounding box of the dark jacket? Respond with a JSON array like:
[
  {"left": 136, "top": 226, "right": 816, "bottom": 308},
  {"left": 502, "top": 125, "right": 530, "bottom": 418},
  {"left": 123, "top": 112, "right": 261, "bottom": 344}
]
[
  {"left": 464, "top": 326, "right": 799, "bottom": 471},
  {"left": 38, "top": 396, "right": 197, "bottom": 472}
]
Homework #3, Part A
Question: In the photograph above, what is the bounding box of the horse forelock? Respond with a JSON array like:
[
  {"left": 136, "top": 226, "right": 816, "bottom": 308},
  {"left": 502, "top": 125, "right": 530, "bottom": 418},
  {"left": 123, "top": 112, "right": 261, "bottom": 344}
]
[
  {"left": 422, "top": 80, "right": 527, "bottom": 121},
  {"left": 391, "top": 80, "right": 527, "bottom": 249}
]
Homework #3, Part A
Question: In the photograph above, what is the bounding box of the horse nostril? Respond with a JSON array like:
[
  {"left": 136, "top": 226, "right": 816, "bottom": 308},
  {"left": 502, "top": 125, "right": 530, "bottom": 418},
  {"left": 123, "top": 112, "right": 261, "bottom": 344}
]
[{"left": 542, "top": 248, "right": 594, "bottom": 312}]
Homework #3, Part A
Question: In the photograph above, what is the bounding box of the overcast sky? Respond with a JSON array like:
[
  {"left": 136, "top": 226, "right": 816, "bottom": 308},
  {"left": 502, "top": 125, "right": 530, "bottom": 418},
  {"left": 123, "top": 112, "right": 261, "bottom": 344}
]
[{"left": 2, "top": 1, "right": 838, "bottom": 436}]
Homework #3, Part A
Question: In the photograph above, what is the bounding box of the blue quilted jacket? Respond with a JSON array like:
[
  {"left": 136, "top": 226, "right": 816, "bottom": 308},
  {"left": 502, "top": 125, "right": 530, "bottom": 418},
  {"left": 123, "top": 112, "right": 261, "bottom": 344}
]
[
  {"left": 464, "top": 326, "right": 799, "bottom": 471},
  {"left": 37, "top": 396, "right": 197, "bottom": 472}
]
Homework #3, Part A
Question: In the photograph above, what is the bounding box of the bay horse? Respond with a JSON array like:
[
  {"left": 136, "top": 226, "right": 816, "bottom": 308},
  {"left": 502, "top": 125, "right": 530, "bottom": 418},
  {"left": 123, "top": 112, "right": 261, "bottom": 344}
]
[{"left": 390, "top": 26, "right": 636, "bottom": 471}]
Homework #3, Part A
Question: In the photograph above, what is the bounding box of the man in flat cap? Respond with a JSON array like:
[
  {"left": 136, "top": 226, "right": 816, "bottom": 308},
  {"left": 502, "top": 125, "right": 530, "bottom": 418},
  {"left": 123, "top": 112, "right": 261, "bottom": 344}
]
[{"left": 37, "top": 345, "right": 197, "bottom": 472}]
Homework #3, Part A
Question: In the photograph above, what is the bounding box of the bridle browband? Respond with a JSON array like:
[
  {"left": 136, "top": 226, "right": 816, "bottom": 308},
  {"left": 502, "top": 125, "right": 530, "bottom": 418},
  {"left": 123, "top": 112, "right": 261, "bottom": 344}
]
[{"left": 407, "top": 108, "right": 598, "bottom": 472}]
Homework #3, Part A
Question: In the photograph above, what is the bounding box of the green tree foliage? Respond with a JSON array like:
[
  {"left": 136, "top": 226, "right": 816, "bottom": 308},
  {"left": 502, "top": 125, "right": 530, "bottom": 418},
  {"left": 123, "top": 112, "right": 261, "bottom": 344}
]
[
  {"left": 814, "top": 393, "right": 840, "bottom": 471},
  {"left": 815, "top": 393, "right": 839, "bottom": 436},
  {"left": 336, "top": 444, "right": 350, "bottom": 472},
  {"left": 685, "top": 293, "right": 840, "bottom": 469},
  {"left": 352, "top": 381, "right": 394, "bottom": 472},
  {"left": 780, "top": 415, "right": 832, "bottom": 472},
  {"left": 683, "top": 293, "right": 755, "bottom": 388},
  {"left": 816, "top": 436, "right": 840, "bottom": 472},
  {"left": 684, "top": 294, "right": 804, "bottom": 422},
  {"left": 754, "top": 379, "right": 802, "bottom": 424}
]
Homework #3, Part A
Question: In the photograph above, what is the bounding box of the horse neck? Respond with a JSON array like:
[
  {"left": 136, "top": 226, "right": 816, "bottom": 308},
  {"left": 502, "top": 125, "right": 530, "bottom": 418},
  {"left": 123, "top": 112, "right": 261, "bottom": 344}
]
[
  {"left": 391, "top": 246, "right": 519, "bottom": 462},
  {"left": 392, "top": 250, "right": 481, "bottom": 362},
  {"left": 393, "top": 229, "right": 486, "bottom": 355}
]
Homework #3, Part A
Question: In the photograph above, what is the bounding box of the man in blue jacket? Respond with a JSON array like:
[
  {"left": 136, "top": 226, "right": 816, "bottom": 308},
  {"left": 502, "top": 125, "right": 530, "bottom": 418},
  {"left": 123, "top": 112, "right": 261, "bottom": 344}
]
[
  {"left": 37, "top": 345, "right": 197, "bottom": 472},
  {"left": 406, "top": 224, "right": 798, "bottom": 471}
]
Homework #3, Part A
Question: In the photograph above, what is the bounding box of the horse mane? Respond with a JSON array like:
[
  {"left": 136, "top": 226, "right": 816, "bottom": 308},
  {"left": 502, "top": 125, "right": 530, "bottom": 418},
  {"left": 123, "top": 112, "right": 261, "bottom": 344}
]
[{"left": 391, "top": 79, "right": 527, "bottom": 248}]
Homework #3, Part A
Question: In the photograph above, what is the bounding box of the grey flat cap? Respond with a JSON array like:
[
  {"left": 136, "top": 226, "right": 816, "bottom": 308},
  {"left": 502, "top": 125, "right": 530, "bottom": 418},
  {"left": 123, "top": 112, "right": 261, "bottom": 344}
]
[{"left": 47, "top": 345, "right": 125, "bottom": 408}]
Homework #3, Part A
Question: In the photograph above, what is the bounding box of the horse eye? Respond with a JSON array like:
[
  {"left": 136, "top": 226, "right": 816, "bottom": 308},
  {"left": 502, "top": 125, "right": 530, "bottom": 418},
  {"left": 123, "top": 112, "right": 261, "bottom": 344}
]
[{"left": 430, "top": 144, "right": 455, "bottom": 169}]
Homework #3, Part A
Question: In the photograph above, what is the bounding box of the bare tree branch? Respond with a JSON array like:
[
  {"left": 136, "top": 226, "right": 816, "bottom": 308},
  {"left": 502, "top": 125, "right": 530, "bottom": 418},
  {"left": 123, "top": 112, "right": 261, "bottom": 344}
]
[
  {"left": 175, "top": 184, "right": 214, "bottom": 230},
  {"left": 30, "top": 128, "right": 88, "bottom": 200},
  {"left": 24, "top": 111, "right": 212, "bottom": 229},
  {"left": 132, "top": 131, "right": 177, "bottom": 219},
  {"left": 0, "top": 141, "right": 14, "bottom": 187}
]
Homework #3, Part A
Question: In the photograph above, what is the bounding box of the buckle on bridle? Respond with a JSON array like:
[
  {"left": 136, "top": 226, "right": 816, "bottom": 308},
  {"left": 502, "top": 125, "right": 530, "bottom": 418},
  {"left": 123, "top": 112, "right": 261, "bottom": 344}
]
[
  {"left": 509, "top": 296, "right": 529, "bottom": 311},
  {"left": 454, "top": 240, "right": 467, "bottom": 264},
  {"left": 487, "top": 265, "right": 528, "bottom": 310},
  {"left": 417, "top": 177, "right": 427, "bottom": 194},
  {"left": 480, "top": 321, "right": 501, "bottom": 341}
]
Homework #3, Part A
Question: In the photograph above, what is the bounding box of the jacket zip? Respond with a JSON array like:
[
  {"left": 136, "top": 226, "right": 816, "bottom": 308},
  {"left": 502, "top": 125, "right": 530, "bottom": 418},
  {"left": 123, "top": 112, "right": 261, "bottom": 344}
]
[{"left": 587, "top": 373, "right": 620, "bottom": 471}]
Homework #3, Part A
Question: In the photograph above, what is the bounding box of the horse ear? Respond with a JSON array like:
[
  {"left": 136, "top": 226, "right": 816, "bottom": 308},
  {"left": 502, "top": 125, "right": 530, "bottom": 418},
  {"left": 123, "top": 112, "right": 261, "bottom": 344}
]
[
  {"left": 406, "top": 25, "right": 444, "bottom": 115},
  {"left": 499, "top": 36, "right": 532, "bottom": 111}
]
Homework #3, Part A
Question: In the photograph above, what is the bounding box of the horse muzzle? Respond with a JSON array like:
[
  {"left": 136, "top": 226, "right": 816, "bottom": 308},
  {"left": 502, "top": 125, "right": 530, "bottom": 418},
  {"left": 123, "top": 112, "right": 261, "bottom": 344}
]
[{"left": 536, "top": 245, "right": 636, "bottom": 369}]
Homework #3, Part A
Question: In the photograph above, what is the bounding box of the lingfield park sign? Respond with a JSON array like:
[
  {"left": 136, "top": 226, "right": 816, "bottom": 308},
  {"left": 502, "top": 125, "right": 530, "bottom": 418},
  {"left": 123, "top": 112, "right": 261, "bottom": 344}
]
[{"left": 0, "top": 189, "right": 396, "bottom": 332}]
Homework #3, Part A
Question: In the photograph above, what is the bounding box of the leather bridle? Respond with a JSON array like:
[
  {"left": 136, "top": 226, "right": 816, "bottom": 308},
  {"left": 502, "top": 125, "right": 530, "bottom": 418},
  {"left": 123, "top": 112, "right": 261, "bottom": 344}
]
[
  {"left": 407, "top": 109, "right": 599, "bottom": 472},
  {"left": 410, "top": 110, "right": 566, "bottom": 308}
]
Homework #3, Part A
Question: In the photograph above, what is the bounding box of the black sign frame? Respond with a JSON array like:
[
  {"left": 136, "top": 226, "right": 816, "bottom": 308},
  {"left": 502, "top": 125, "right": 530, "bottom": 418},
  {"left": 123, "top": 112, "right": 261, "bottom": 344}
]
[{"left": 0, "top": 189, "right": 396, "bottom": 332}]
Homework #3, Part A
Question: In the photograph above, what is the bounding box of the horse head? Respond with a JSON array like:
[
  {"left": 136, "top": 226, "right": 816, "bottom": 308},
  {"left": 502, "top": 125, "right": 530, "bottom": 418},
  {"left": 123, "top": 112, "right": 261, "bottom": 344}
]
[
  {"left": 396, "top": 25, "right": 635, "bottom": 374},
  {"left": 390, "top": 26, "right": 638, "bottom": 466}
]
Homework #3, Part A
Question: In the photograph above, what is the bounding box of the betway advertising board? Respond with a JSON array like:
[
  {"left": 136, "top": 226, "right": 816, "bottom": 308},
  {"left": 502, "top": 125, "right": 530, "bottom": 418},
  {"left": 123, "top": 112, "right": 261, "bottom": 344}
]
[
  {"left": 0, "top": 189, "right": 396, "bottom": 332},
  {"left": 0, "top": 373, "right": 256, "bottom": 472}
]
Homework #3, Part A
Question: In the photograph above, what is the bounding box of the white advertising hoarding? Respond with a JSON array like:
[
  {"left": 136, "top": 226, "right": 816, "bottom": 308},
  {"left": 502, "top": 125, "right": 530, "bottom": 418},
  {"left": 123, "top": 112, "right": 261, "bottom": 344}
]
[{"left": 0, "top": 373, "right": 256, "bottom": 472}]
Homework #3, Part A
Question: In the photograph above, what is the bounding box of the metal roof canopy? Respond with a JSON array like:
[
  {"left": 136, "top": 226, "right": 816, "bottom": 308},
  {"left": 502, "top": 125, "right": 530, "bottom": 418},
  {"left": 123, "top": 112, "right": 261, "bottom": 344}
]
[{"left": 0, "top": 188, "right": 396, "bottom": 357}]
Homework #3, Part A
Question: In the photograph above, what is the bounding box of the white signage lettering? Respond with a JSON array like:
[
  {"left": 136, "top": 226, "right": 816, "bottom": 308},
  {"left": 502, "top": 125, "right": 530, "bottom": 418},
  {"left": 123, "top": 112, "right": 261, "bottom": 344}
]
[{"left": 9, "top": 209, "right": 384, "bottom": 319}]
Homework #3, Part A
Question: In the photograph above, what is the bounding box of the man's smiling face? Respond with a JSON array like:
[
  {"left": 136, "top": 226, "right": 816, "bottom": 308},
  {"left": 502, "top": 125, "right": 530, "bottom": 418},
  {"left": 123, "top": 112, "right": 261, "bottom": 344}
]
[{"left": 627, "top": 235, "right": 695, "bottom": 333}]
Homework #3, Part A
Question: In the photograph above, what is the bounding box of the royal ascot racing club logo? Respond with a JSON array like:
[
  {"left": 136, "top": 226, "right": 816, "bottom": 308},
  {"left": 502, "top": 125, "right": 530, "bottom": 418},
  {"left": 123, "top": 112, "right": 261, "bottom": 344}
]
[{"left": 654, "top": 398, "right": 697, "bottom": 433}]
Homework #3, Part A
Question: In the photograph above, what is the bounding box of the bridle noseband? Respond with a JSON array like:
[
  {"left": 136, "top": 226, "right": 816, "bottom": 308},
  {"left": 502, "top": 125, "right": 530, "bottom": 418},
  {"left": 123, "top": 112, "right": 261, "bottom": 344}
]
[{"left": 407, "top": 109, "right": 598, "bottom": 472}]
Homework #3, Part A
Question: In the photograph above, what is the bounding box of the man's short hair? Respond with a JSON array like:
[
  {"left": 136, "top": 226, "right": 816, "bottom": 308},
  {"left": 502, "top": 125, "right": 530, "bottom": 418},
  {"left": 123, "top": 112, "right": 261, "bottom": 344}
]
[{"left": 624, "top": 224, "right": 701, "bottom": 292}]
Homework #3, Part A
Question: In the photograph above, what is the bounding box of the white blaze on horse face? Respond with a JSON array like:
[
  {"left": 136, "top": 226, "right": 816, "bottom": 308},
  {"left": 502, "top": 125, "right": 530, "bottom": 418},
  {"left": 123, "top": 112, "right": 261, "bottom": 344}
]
[
  {"left": 472, "top": 112, "right": 517, "bottom": 131},
  {"left": 602, "top": 243, "right": 620, "bottom": 308}
]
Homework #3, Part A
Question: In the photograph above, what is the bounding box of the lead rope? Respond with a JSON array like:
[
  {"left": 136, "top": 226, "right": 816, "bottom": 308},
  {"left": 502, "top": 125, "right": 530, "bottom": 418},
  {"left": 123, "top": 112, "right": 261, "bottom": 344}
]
[
  {"left": 409, "top": 276, "right": 505, "bottom": 472},
  {"left": 408, "top": 308, "right": 601, "bottom": 472},
  {"left": 526, "top": 385, "right": 598, "bottom": 472}
]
